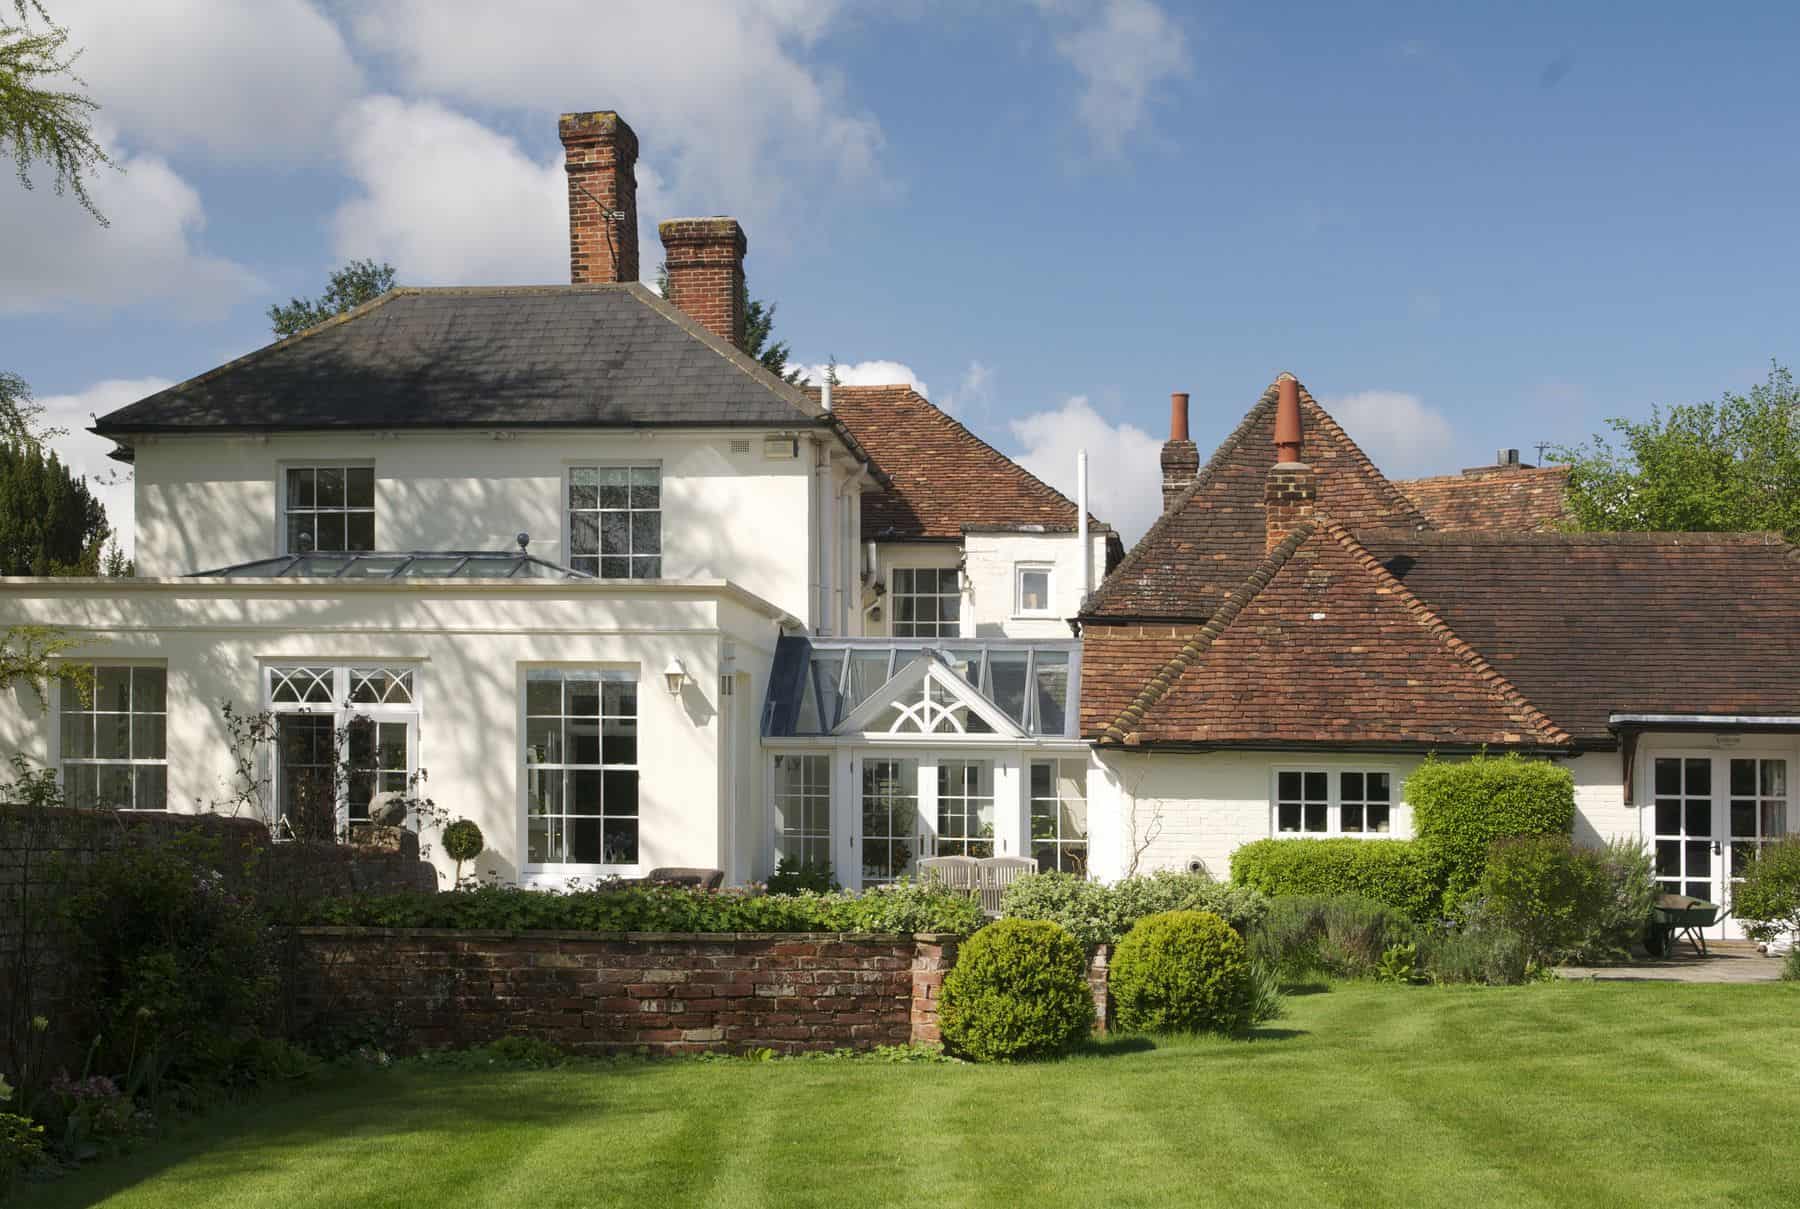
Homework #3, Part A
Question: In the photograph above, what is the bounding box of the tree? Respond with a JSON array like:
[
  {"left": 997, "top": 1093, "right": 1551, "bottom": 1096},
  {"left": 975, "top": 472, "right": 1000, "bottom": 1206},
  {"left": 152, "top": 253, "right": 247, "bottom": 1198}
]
[
  {"left": 1, "top": 2, "right": 113, "bottom": 223},
  {"left": 0, "top": 439, "right": 107, "bottom": 574},
  {"left": 655, "top": 260, "right": 803, "bottom": 383},
  {"left": 1554, "top": 362, "right": 1800, "bottom": 540},
  {"left": 268, "top": 259, "right": 397, "bottom": 338},
  {"left": 0, "top": 369, "right": 61, "bottom": 450}
]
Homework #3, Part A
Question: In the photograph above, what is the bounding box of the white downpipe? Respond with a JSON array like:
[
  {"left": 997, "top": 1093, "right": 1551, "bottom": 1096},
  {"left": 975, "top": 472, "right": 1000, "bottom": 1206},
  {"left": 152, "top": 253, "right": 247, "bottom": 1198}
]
[
  {"left": 1077, "top": 449, "right": 1092, "bottom": 596},
  {"left": 813, "top": 442, "right": 829, "bottom": 633}
]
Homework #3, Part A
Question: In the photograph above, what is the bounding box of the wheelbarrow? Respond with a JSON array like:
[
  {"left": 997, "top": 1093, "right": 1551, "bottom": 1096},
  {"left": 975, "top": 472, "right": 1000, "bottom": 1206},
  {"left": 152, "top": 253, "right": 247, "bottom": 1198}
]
[{"left": 1645, "top": 894, "right": 1729, "bottom": 958}]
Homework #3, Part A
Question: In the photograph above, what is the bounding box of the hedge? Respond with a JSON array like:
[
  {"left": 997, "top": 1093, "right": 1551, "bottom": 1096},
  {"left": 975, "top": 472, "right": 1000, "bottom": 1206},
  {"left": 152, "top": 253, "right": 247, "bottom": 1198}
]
[
  {"left": 295, "top": 882, "right": 983, "bottom": 935},
  {"left": 1409, "top": 753, "right": 1575, "bottom": 904},
  {"left": 1000, "top": 870, "right": 1268, "bottom": 947},
  {"left": 1229, "top": 838, "right": 1444, "bottom": 921}
]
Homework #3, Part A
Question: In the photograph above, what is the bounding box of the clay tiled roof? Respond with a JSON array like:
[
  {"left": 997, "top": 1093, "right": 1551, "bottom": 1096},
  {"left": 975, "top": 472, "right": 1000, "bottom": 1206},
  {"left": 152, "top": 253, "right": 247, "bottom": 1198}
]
[
  {"left": 1399, "top": 465, "right": 1571, "bottom": 531},
  {"left": 1358, "top": 530, "right": 1800, "bottom": 742},
  {"left": 823, "top": 384, "right": 1118, "bottom": 550},
  {"left": 1082, "top": 379, "right": 1428, "bottom": 620},
  {"left": 1078, "top": 623, "right": 1202, "bottom": 739},
  {"left": 1096, "top": 520, "right": 1568, "bottom": 749}
]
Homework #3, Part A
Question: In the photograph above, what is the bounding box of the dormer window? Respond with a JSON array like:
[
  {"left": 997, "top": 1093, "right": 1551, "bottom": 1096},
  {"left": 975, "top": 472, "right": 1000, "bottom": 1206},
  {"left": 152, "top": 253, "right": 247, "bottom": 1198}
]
[
  {"left": 569, "top": 465, "right": 661, "bottom": 579},
  {"left": 1014, "top": 564, "right": 1053, "bottom": 616},
  {"left": 284, "top": 465, "right": 375, "bottom": 554}
]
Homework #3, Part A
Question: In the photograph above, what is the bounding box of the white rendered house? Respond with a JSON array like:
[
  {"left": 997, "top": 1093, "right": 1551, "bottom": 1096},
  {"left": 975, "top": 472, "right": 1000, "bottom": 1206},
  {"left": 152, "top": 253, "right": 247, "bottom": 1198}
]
[{"left": 0, "top": 111, "right": 1118, "bottom": 891}]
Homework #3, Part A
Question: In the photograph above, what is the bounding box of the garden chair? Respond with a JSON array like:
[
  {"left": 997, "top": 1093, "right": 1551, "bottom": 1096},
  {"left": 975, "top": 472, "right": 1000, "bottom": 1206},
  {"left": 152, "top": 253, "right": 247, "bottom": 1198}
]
[
  {"left": 917, "top": 855, "right": 981, "bottom": 895},
  {"left": 976, "top": 855, "right": 1038, "bottom": 916}
]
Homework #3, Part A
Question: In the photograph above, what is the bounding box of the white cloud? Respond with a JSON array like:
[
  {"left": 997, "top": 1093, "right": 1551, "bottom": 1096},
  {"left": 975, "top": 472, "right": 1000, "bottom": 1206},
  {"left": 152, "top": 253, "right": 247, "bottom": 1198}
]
[
  {"left": 346, "top": 1, "right": 883, "bottom": 235},
  {"left": 51, "top": 0, "right": 362, "bottom": 157},
  {"left": 36, "top": 378, "right": 174, "bottom": 559},
  {"left": 793, "top": 359, "right": 930, "bottom": 399},
  {"left": 331, "top": 97, "right": 570, "bottom": 284},
  {"left": 1009, "top": 396, "right": 1162, "bottom": 543},
  {"left": 1317, "top": 389, "right": 1457, "bottom": 478},
  {"left": 0, "top": 132, "right": 262, "bottom": 315},
  {"left": 1035, "top": 0, "right": 1190, "bottom": 154},
  {"left": 938, "top": 361, "right": 994, "bottom": 417}
]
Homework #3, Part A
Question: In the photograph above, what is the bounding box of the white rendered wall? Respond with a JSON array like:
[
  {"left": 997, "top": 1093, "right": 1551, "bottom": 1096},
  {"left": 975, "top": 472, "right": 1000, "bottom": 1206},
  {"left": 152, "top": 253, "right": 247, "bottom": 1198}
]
[
  {"left": 961, "top": 531, "right": 1111, "bottom": 638},
  {"left": 0, "top": 579, "right": 785, "bottom": 887},
  {"left": 131, "top": 430, "right": 822, "bottom": 628}
]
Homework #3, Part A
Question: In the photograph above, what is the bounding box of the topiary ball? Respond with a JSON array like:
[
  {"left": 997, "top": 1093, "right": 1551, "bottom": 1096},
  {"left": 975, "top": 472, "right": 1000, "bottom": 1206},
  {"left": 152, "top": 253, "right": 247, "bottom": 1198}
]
[
  {"left": 1110, "top": 910, "right": 1253, "bottom": 1036},
  {"left": 938, "top": 918, "right": 1094, "bottom": 1062},
  {"left": 442, "top": 819, "right": 485, "bottom": 864}
]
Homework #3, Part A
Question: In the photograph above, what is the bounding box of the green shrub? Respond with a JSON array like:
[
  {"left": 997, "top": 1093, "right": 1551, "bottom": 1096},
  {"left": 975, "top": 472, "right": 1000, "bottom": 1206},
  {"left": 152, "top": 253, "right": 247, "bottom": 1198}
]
[
  {"left": 298, "top": 881, "right": 981, "bottom": 936},
  {"left": 1417, "top": 914, "right": 1530, "bottom": 985},
  {"left": 442, "top": 819, "right": 485, "bottom": 885},
  {"left": 1408, "top": 753, "right": 1576, "bottom": 906},
  {"left": 1571, "top": 838, "right": 1657, "bottom": 963},
  {"left": 1229, "top": 839, "right": 1444, "bottom": 921},
  {"left": 61, "top": 837, "right": 278, "bottom": 1103},
  {"left": 1475, "top": 835, "right": 1612, "bottom": 965},
  {"left": 1783, "top": 947, "right": 1800, "bottom": 982},
  {"left": 1375, "top": 943, "right": 1420, "bottom": 984},
  {"left": 938, "top": 919, "right": 1094, "bottom": 1062},
  {"left": 1110, "top": 911, "right": 1254, "bottom": 1035},
  {"left": 1001, "top": 870, "right": 1267, "bottom": 948},
  {"left": 1733, "top": 837, "right": 1800, "bottom": 948},
  {"left": 0, "top": 1110, "right": 45, "bottom": 1195},
  {"left": 1246, "top": 894, "right": 1416, "bottom": 978},
  {"left": 487, "top": 1036, "right": 568, "bottom": 1067},
  {"left": 767, "top": 857, "right": 837, "bottom": 895}
]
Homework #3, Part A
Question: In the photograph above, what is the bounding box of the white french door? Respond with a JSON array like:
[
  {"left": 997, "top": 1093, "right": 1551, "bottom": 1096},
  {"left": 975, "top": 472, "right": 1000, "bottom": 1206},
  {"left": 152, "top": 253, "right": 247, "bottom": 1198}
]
[
  {"left": 1649, "top": 752, "right": 1791, "bottom": 941},
  {"left": 843, "top": 750, "right": 1020, "bottom": 889}
]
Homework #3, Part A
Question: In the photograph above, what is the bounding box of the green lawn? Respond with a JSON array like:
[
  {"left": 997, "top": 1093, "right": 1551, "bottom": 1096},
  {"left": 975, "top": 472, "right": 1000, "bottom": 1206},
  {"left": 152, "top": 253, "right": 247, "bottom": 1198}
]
[{"left": 31, "top": 981, "right": 1800, "bottom": 1209}]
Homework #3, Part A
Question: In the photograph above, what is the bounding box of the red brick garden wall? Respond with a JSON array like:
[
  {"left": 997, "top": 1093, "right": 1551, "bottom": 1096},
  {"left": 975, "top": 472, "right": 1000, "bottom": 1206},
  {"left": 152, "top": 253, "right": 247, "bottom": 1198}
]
[{"left": 289, "top": 928, "right": 967, "bottom": 1056}]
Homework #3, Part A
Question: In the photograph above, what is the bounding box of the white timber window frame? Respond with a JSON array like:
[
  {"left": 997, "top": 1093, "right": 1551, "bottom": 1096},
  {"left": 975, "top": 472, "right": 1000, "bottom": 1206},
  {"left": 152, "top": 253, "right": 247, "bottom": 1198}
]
[
  {"left": 1029, "top": 757, "right": 1088, "bottom": 875},
  {"left": 889, "top": 567, "right": 962, "bottom": 639},
  {"left": 565, "top": 464, "right": 662, "bottom": 579},
  {"left": 1013, "top": 563, "right": 1054, "bottom": 618},
  {"left": 771, "top": 752, "right": 832, "bottom": 868},
  {"left": 264, "top": 663, "right": 420, "bottom": 838},
  {"left": 56, "top": 663, "right": 168, "bottom": 811},
  {"left": 1271, "top": 767, "right": 1397, "bottom": 837},
  {"left": 521, "top": 667, "right": 642, "bottom": 874},
  {"left": 279, "top": 463, "right": 376, "bottom": 555}
]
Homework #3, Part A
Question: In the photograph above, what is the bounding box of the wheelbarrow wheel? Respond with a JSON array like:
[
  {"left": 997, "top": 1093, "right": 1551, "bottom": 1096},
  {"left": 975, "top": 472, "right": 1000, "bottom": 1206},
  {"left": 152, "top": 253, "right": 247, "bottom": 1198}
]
[{"left": 1644, "top": 922, "right": 1672, "bottom": 959}]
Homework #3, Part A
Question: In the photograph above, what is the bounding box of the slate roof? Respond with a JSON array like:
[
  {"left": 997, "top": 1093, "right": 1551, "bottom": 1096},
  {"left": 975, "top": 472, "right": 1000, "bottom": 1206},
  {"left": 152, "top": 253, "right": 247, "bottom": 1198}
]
[
  {"left": 1081, "top": 378, "right": 1428, "bottom": 620},
  {"left": 1097, "top": 520, "right": 1569, "bottom": 749},
  {"left": 1359, "top": 530, "right": 1800, "bottom": 742},
  {"left": 1398, "top": 465, "right": 1571, "bottom": 531},
  {"left": 823, "top": 384, "right": 1123, "bottom": 563},
  {"left": 93, "top": 285, "right": 828, "bottom": 437}
]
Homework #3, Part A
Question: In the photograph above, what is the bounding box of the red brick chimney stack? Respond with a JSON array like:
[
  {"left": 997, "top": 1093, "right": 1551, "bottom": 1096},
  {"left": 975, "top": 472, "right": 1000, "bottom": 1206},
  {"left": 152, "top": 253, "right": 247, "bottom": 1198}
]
[
  {"left": 658, "top": 218, "right": 748, "bottom": 349},
  {"left": 1265, "top": 373, "right": 1316, "bottom": 552},
  {"left": 1160, "top": 391, "right": 1199, "bottom": 514},
  {"left": 559, "top": 111, "right": 639, "bottom": 285}
]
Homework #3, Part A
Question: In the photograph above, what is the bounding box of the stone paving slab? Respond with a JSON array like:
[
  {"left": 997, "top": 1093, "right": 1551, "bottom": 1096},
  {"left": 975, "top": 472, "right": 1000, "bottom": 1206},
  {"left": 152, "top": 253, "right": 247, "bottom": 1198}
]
[{"left": 1560, "top": 947, "right": 1787, "bottom": 984}]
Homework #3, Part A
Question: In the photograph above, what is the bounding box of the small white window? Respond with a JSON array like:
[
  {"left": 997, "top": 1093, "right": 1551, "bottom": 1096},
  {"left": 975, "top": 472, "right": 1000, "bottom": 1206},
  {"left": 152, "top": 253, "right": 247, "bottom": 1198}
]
[
  {"left": 772, "top": 753, "right": 830, "bottom": 867},
  {"left": 569, "top": 466, "right": 661, "bottom": 579},
  {"left": 1274, "top": 768, "right": 1394, "bottom": 836},
  {"left": 284, "top": 466, "right": 375, "bottom": 553},
  {"left": 60, "top": 665, "right": 167, "bottom": 811},
  {"left": 1015, "top": 564, "right": 1053, "bottom": 616},
  {"left": 890, "top": 567, "right": 960, "bottom": 638}
]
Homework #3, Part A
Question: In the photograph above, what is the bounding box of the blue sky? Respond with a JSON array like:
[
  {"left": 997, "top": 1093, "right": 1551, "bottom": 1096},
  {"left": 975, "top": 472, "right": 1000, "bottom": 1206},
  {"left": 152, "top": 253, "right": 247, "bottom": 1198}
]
[{"left": 5, "top": 1, "right": 1797, "bottom": 549}]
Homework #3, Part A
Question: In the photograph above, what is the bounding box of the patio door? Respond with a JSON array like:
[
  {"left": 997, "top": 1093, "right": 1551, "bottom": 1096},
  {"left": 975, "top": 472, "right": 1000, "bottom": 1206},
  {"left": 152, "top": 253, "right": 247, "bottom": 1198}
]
[
  {"left": 857, "top": 755, "right": 920, "bottom": 887},
  {"left": 1651, "top": 753, "right": 1790, "bottom": 941}
]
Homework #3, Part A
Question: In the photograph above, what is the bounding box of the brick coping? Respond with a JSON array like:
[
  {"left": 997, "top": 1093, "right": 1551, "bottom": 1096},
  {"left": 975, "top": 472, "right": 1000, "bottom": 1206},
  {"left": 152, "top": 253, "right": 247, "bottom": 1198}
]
[{"left": 293, "top": 926, "right": 963, "bottom": 943}]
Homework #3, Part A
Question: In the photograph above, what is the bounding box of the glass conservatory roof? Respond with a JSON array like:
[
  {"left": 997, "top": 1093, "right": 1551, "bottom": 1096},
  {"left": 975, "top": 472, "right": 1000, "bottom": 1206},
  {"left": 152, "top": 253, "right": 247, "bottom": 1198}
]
[
  {"left": 189, "top": 550, "right": 593, "bottom": 580},
  {"left": 763, "top": 637, "right": 1081, "bottom": 740}
]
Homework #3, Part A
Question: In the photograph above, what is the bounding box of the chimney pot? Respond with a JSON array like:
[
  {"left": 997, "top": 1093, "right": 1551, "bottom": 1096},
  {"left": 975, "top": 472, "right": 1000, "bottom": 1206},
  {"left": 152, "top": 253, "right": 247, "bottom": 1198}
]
[
  {"left": 1273, "top": 375, "right": 1302, "bottom": 464},
  {"left": 1497, "top": 447, "right": 1520, "bottom": 467},
  {"left": 659, "top": 217, "right": 749, "bottom": 349},
  {"left": 1159, "top": 389, "right": 1198, "bottom": 515},
  {"left": 559, "top": 110, "right": 639, "bottom": 285}
]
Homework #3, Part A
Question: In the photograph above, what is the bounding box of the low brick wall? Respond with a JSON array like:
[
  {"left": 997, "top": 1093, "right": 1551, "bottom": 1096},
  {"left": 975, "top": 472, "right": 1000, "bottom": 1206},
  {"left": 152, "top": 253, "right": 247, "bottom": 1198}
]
[{"left": 289, "top": 928, "right": 968, "bottom": 1055}]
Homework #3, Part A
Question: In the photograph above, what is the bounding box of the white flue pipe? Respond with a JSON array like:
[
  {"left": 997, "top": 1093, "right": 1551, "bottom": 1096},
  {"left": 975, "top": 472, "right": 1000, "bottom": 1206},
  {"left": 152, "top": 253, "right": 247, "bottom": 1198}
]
[{"left": 1078, "top": 449, "right": 1091, "bottom": 596}]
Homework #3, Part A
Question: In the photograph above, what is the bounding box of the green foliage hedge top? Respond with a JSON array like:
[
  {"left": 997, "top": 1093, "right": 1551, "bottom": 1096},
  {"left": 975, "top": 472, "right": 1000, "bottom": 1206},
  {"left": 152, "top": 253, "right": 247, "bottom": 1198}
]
[
  {"left": 938, "top": 918, "right": 1094, "bottom": 1062},
  {"left": 1409, "top": 754, "right": 1575, "bottom": 901},
  {"left": 297, "top": 881, "right": 983, "bottom": 936},
  {"left": 1000, "top": 870, "right": 1268, "bottom": 947},
  {"left": 1230, "top": 838, "right": 1443, "bottom": 921},
  {"left": 1732, "top": 837, "right": 1800, "bottom": 943},
  {"left": 1109, "top": 910, "right": 1253, "bottom": 1036}
]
